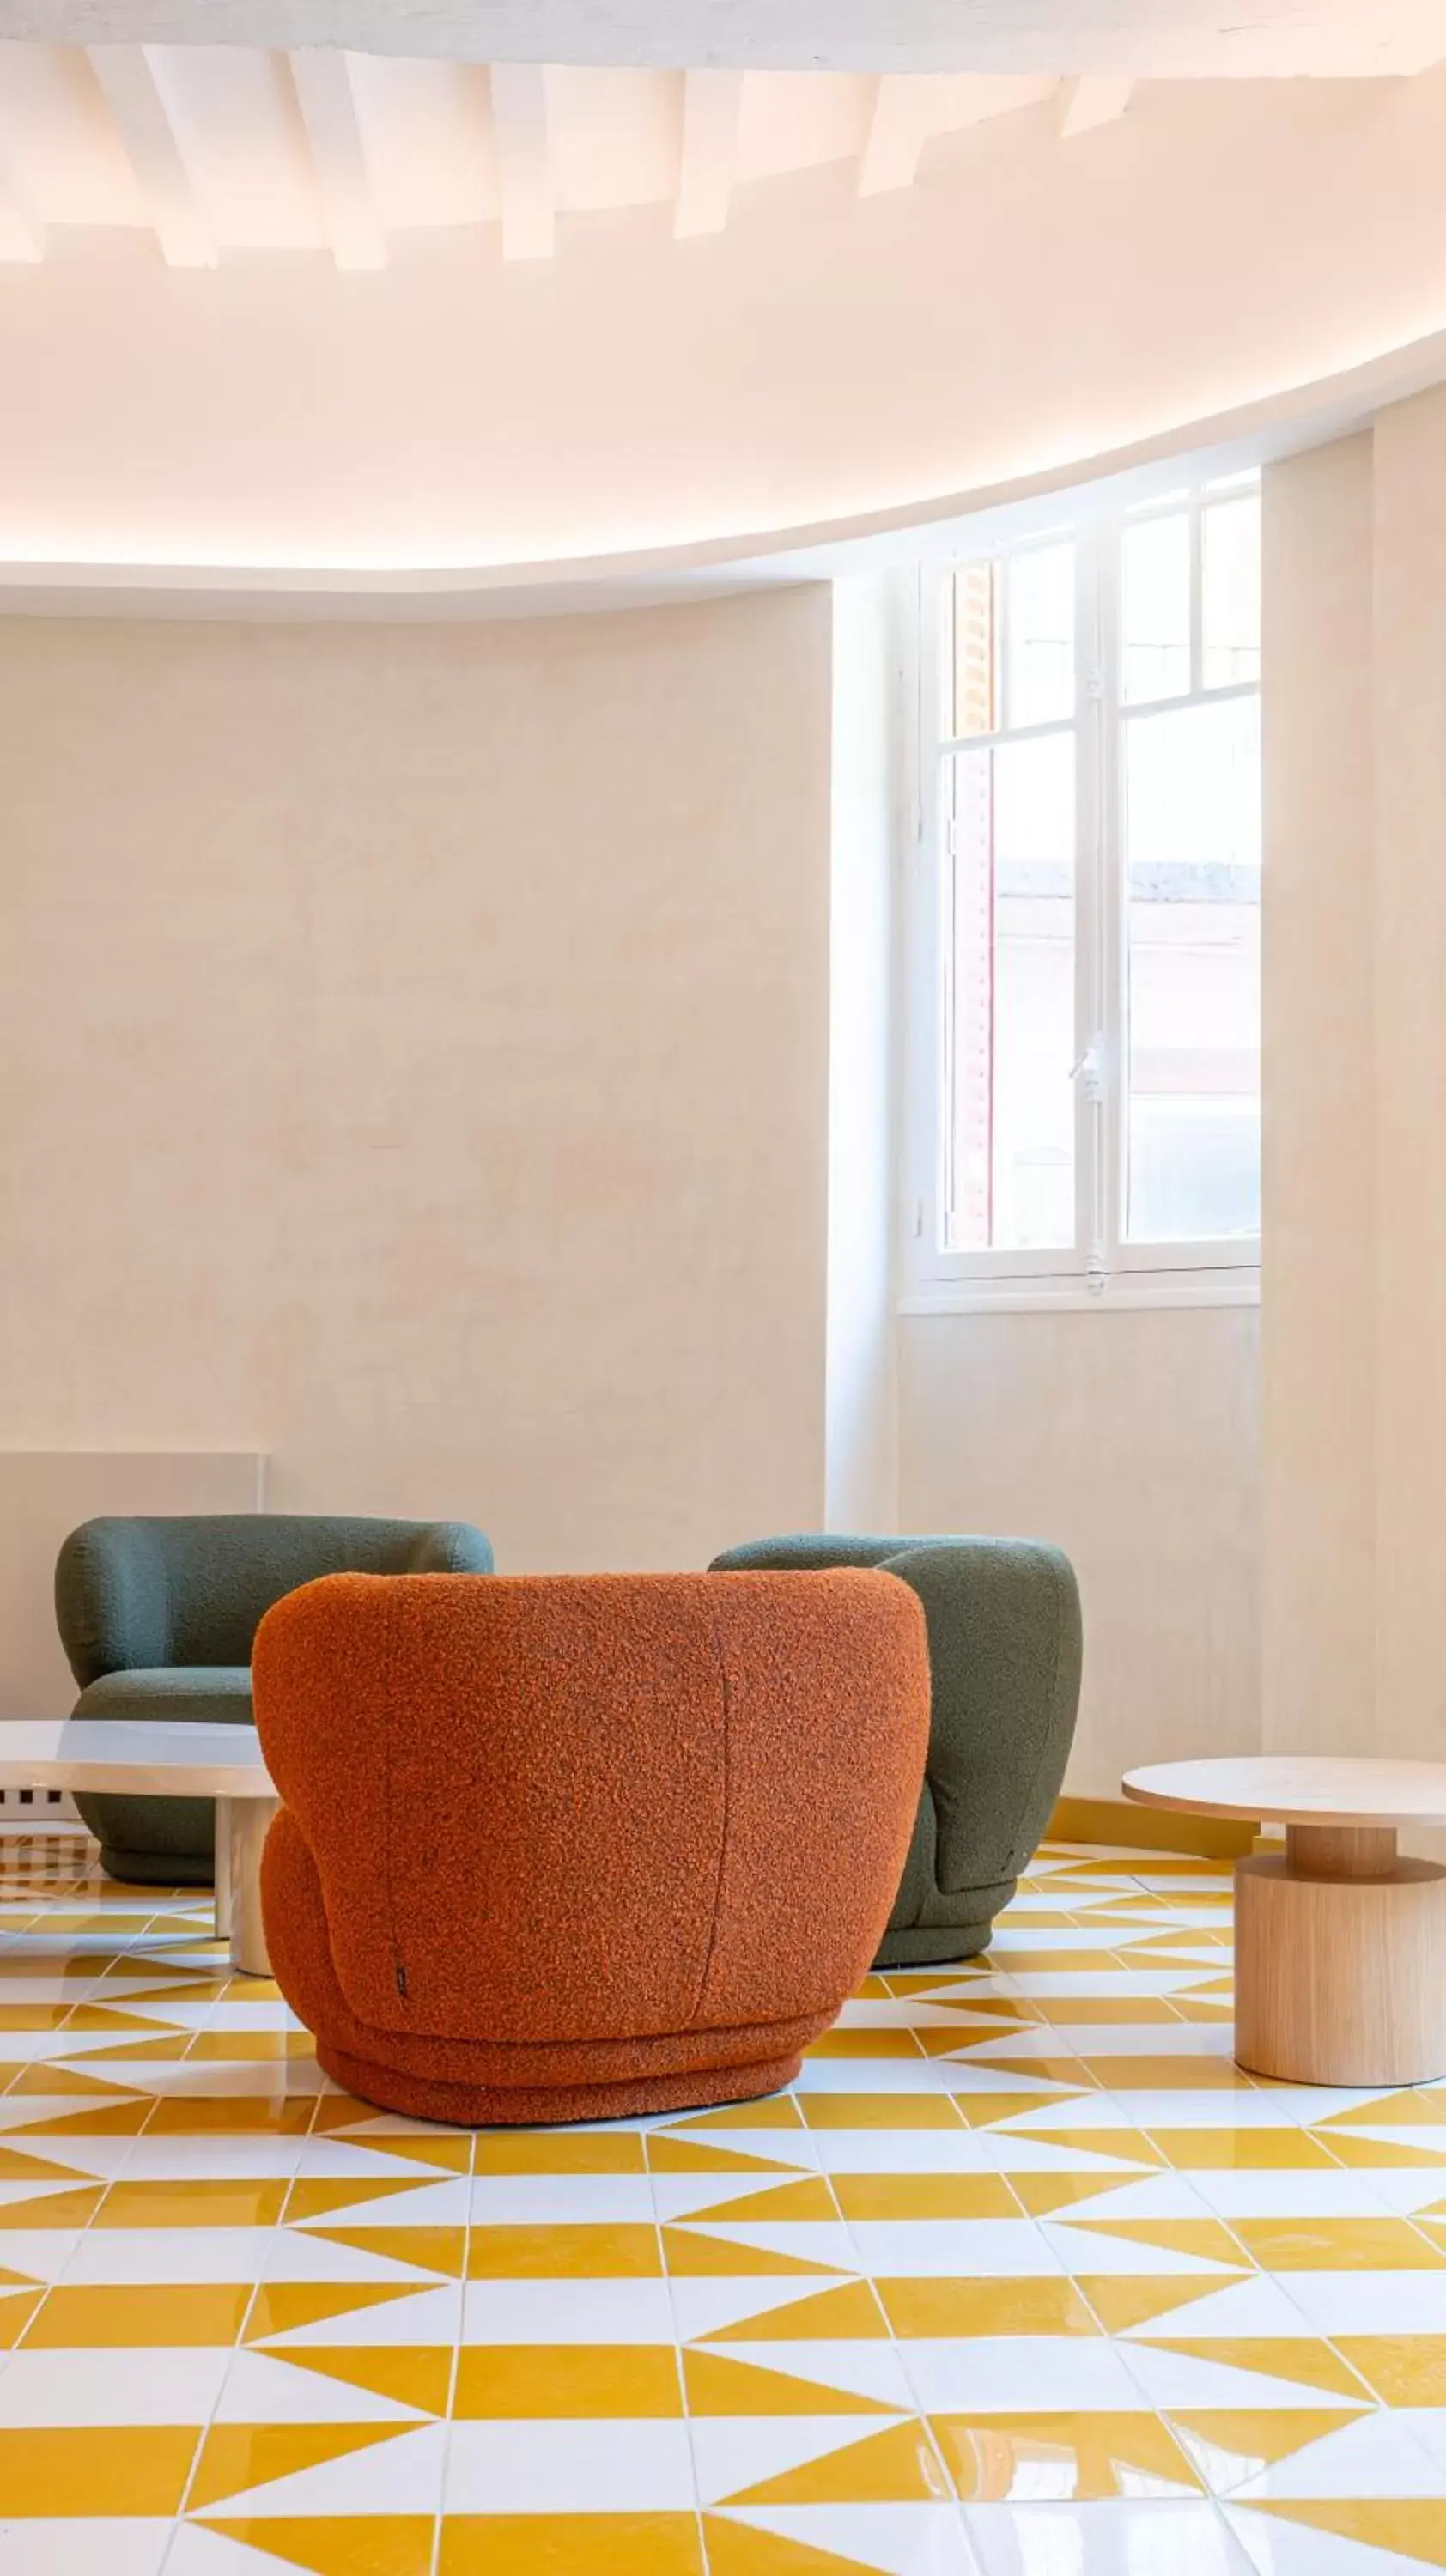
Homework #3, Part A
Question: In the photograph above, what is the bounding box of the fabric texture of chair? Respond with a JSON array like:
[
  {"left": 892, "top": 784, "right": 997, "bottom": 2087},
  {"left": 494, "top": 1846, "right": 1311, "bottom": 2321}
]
[
  {"left": 708, "top": 1533, "right": 1082, "bottom": 1965},
  {"left": 255, "top": 1567, "right": 931, "bottom": 2126},
  {"left": 55, "top": 1515, "right": 495, "bottom": 1885}
]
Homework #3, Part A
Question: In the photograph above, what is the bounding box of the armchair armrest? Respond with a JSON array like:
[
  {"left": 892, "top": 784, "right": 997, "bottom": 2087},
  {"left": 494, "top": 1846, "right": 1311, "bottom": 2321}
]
[{"left": 56, "top": 1519, "right": 173, "bottom": 1685}]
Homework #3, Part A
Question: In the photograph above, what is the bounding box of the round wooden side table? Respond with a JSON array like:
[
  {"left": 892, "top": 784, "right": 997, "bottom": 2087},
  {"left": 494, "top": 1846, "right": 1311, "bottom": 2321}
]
[
  {"left": 1122, "top": 1756, "right": 1446, "bottom": 2086},
  {"left": 0, "top": 1719, "right": 279, "bottom": 1978}
]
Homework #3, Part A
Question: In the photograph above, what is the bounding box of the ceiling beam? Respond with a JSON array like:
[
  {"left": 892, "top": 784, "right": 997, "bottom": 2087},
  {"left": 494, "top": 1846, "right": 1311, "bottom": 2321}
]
[
  {"left": 0, "top": 142, "right": 42, "bottom": 261},
  {"left": 0, "top": 182, "right": 42, "bottom": 262},
  {"left": 5, "top": 4, "right": 1443, "bottom": 79},
  {"left": 489, "top": 62, "right": 552, "bottom": 258},
  {"left": 289, "top": 46, "right": 385, "bottom": 269},
  {"left": 860, "top": 72, "right": 1053, "bottom": 195},
  {"left": 88, "top": 41, "right": 215, "bottom": 266},
  {"left": 858, "top": 73, "right": 930, "bottom": 195},
  {"left": 675, "top": 67, "right": 741, "bottom": 237},
  {"left": 1057, "top": 76, "right": 1136, "bottom": 135}
]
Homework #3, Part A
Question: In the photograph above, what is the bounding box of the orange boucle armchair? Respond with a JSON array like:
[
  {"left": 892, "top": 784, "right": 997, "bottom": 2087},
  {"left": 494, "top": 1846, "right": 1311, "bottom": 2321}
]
[{"left": 254, "top": 1568, "right": 929, "bottom": 2126}]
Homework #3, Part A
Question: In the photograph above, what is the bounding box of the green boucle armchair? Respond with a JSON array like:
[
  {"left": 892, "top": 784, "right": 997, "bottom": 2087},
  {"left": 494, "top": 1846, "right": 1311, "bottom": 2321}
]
[
  {"left": 55, "top": 1514, "right": 495, "bottom": 1886},
  {"left": 708, "top": 1533, "right": 1081, "bottom": 1965}
]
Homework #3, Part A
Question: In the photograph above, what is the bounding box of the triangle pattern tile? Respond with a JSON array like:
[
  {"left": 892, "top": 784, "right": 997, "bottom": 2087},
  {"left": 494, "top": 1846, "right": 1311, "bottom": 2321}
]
[
  {"left": 306, "top": 2227, "right": 466, "bottom": 2279},
  {"left": 283, "top": 2179, "right": 446, "bottom": 2224},
  {"left": 254, "top": 2343, "right": 452, "bottom": 2415},
  {"left": 1141, "top": 2336, "right": 1377, "bottom": 2400},
  {"left": 684, "top": 2181, "right": 840, "bottom": 2225},
  {"left": 1238, "top": 2501, "right": 1446, "bottom": 2568},
  {"left": 930, "top": 2407, "right": 1203, "bottom": 2500},
  {"left": 436, "top": 2516, "right": 704, "bottom": 2573},
  {"left": 647, "top": 2140, "right": 804, "bottom": 2178},
  {"left": 189, "top": 2423, "right": 414, "bottom": 2512},
  {"left": 1056, "top": 2216, "right": 1253, "bottom": 2267},
  {"left": 663, "top": 2228, "right": 845, "bottom": 2279},
  {"left": 714, "top": 2505, "right": 977, "bottom": 2575},
  {"left": 684, "top": 2350, "right": 898, "bottom": 2417},
  {"left": 244, "top": 2286, "right": 432, "bottom": 2345},
  {"left": 1078, "top": 2274, "right": 1252, "bottom": 2332},
  {"left": 724, "top": 2422, "right": 951, "bottom": 2506},
  {"left": 199, "top": 2517, "right": 436, "bottom": 2576},
  {"left": 703, "top": 2518, "right": 888, "bottom": 2573},
  {"left": 1168, "top": 2409, "right": 1373, "bottom": 2492},
  {"left": 706, "top": 2284, "right": 890, "bottom": 2342},
  {"left": 9, "top": 1833, "right": 1446, "bottom": 2576}
]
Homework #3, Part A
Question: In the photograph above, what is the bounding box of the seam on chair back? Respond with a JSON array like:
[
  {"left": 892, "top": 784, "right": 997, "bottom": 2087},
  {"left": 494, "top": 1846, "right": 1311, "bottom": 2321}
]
[
  {"left": 690, "top": 1590, "right": 733, "bottom": 2030},
  {"left": 380, "top": 1579, "right": 408, "bottom": 2011}
]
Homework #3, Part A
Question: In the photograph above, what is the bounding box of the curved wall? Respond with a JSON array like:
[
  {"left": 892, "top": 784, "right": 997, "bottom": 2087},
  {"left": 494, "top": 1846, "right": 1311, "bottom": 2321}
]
[
  {"left": 4, "top": 70, "right": 1446, "bottom": 580},
  {"left": 0, "top": 588, "right": 834, "bottom": 1568}
]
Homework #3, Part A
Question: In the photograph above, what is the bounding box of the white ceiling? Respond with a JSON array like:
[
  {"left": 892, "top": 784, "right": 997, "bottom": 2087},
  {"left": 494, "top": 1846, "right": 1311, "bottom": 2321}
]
[{"left": 3, "top": 2, "right": 1444, "bottom": 76}]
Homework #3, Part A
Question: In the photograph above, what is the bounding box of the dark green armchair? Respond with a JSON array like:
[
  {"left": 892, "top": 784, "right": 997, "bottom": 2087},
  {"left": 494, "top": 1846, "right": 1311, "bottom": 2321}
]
[
  {"left": 55, "top": 1514, "right": 495, "bottom": 1886},
  {"left": 708, "top": 1534, "right": 1081, "bottom": 1965}
]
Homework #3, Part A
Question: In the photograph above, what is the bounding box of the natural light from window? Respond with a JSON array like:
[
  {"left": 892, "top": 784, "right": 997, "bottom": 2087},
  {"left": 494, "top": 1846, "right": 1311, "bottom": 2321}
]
[{"left": 925, "top": 475, "right": 1261, "bottom": 1291}]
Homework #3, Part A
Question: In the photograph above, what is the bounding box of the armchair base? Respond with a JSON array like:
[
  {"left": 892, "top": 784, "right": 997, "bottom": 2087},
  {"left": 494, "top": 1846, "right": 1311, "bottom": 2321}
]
[
  {"left": 91, "top": 1838, "right": 217, "bottom": 1888},
  {"left": 874, "top": 1921, "right": 996, "bottom": 1967},
  {"left": 315, "top": 2039, "right": 802, "bottom": 2129},
  {"left": 264, "top": 1795, "right": 833, "bottom": 2128}
]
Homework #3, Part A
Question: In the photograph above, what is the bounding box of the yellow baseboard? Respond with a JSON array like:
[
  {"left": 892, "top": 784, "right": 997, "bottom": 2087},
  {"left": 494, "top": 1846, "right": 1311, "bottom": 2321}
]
[{"left": 1048, "top": 1794, "right": 1260, "bottom": 1861}]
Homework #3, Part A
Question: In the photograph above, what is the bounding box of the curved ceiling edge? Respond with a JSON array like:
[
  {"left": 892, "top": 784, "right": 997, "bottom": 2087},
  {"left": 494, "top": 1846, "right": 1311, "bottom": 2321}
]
[{"left": 1, "top": 319, "right": 1442, "bottom": 619}]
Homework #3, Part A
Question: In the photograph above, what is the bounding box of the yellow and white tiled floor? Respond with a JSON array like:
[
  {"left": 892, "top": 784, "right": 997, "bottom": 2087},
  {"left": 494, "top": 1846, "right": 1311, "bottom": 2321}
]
[{"left": 3, "top": 1834, "right": 1446, "bottom": 2576}]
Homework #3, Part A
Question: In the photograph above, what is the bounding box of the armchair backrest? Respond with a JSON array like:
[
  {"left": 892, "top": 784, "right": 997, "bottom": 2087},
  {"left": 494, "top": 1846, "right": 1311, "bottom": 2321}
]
[
  {"left": 252, "top": 1568, "right": 928, "bottom": 2048},
  {"left": 56, "top": 1514, "right": 494, "bottom": 1685},
  {"left": 708, "top": 1532, "right": 1083, "bottom": 1893},
  {"left": 710, "top": 1534, "right": 951, "bottom": 1573}
]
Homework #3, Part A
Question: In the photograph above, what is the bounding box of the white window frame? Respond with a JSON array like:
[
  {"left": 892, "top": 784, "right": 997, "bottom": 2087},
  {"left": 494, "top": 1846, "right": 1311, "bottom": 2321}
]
[{"left": 901, "top": 483, "right": 1262, "bottom": 1315}]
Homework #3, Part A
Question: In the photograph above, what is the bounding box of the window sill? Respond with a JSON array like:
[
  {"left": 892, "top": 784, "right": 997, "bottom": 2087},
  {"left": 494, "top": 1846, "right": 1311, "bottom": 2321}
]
[{"left": 900, "top": 1269, "right": 1261, "bottom": 1315}]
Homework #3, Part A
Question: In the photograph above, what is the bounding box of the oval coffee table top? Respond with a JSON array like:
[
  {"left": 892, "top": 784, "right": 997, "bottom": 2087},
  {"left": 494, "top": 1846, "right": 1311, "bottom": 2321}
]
[
  {"left": 1122, "top": 1754, "right": 1446, "bottom": 1830},
  {"left": 0, "top": 1719, "right": 273, "bottom": 1801}
]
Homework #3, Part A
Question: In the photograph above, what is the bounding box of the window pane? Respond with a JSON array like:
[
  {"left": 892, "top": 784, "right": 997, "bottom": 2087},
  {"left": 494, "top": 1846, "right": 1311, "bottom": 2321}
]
[
  {"left": 945, "top": 561, "right": 999, "bottom": 738},
  {"left": 1123, "top": 694, "right": 1261, "bottom": 1242},
  {"left": 1005, "top": 541, "right": 1075, "bottom": 728},
  {"left": 946, "top": 733, "right": 1076, "bottom": 1252},
  {"left": 1121, "top": 510, "right": 1190, "bottom": 703},
  {"left": 1202, "top": 492, "right": 1261, "bottom": 689}
]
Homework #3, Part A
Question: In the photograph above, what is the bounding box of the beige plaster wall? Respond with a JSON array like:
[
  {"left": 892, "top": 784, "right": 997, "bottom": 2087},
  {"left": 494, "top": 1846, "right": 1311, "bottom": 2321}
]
[
  {"left": 1371, "top": 391, "right": 1446, "bottom": 1764},
  {"left": 0, "top": 1451, "right": 264, "bottom": 1719},
  {"left": 1261, "top": 434, "right": 1376, "bottom": 1758},
  {"left": 899, "top": 1308, "right": 1261, "bottom": 1796},
  {"left": 0, "top": 591, "right": 832, "bottom": 1574},
  {"left": 1262, "top": 390, "right": 1446, "bottom": 1787}
]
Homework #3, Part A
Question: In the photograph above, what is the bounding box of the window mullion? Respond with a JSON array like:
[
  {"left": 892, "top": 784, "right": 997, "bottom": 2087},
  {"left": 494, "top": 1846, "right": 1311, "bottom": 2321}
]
[
  {"left": 1073, "top": 527, "right": 1103, "bottom": 1282},
  {"left": 1188, "top": 495, "right": 1205, "bottom": 696},
  {"left": 1097, "top": 518, "right": 1126, "bottom": 1274}
]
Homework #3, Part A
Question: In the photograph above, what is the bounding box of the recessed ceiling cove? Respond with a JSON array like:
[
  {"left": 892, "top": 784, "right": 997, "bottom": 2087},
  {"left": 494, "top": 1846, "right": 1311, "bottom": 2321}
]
[{"left": 0, "top": 9, "right": 1443, "bottom": 586}]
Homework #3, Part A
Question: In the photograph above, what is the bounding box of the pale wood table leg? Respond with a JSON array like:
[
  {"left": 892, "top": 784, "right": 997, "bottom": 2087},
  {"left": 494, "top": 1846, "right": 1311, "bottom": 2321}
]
[
  {"left": 214, "top": 1798, "right": 234, "bottom": 1942},
  {"left": 1236, "top": 1822, "right": 1446, "bottom": 2085},
  {"left": 228, "top": 1797, "right": 279, "bottom": 1978}
]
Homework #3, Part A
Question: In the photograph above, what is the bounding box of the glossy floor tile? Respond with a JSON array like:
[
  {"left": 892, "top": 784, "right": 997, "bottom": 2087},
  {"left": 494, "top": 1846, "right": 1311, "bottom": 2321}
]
[{"left": 1, "top": 1832, "right": 1445, "bottom": 2573}]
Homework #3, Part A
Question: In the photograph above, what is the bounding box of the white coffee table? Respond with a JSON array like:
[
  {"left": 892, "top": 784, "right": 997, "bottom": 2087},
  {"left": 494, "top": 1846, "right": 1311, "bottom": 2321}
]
[
  {"left": 1123, "top": 1755, "right": 1446, "bottom": 2086},
  {"left": 0, "top": 1722, "right": 278, "bottom": 1977}
]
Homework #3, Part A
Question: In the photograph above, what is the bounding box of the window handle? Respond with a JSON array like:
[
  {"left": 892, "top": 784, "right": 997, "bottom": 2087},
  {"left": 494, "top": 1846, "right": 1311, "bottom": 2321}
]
[{"left": 1070, "top": 1039, "right": 1105, "bottom": 1105}]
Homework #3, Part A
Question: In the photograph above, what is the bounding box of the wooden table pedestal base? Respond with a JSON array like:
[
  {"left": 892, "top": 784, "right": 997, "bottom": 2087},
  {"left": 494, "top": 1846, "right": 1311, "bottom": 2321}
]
[
  {"left": 215, "top": 1794, "right": 280, "bottom": 1978},
  {"left": 1235, "top": 1825, "right": 1446, "bottom": 2086}
]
